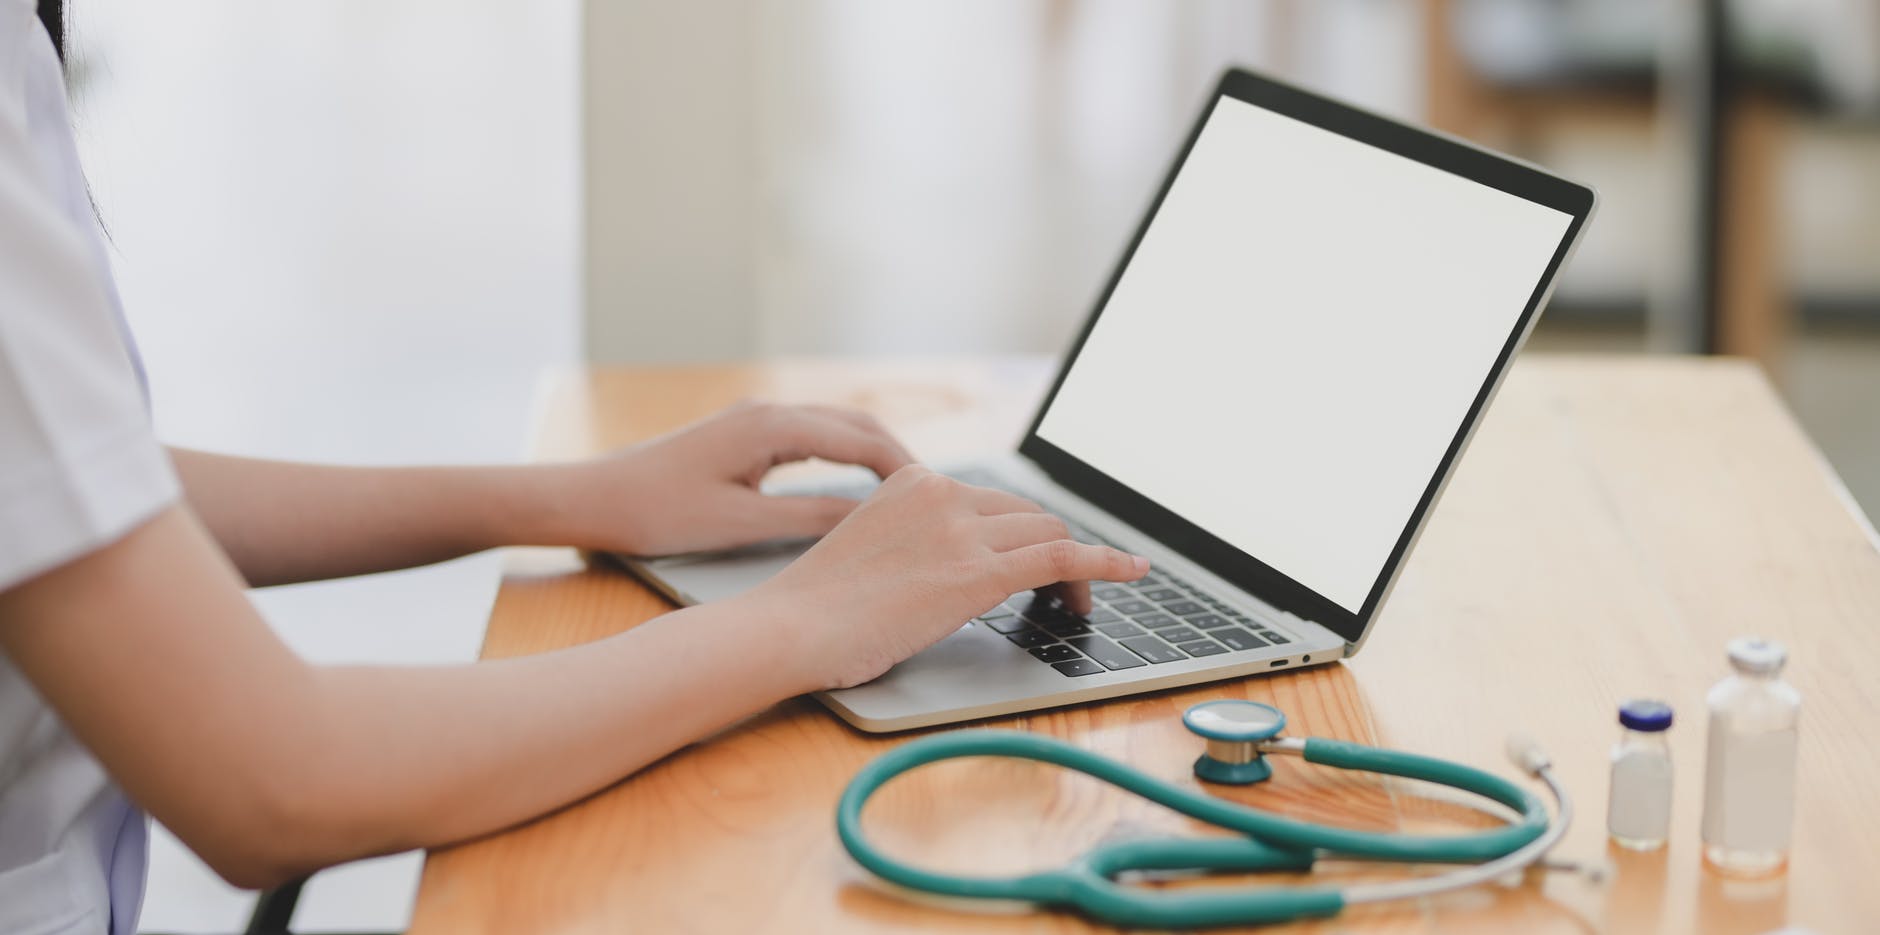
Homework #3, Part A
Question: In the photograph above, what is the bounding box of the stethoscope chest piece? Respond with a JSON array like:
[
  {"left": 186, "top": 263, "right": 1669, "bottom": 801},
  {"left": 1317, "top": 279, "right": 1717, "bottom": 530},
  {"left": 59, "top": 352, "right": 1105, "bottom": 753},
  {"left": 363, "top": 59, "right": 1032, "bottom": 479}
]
[{"left": 1182, "top": 700, "right": 1287, "bottom": 785}]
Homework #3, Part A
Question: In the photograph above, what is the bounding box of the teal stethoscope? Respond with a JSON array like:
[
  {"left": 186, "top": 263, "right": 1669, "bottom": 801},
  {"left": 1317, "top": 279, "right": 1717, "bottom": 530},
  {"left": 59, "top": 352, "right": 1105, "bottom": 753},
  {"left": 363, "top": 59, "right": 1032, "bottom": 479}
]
[{"left": 837, "top": 700, "right": 1579, "bottom": 929}]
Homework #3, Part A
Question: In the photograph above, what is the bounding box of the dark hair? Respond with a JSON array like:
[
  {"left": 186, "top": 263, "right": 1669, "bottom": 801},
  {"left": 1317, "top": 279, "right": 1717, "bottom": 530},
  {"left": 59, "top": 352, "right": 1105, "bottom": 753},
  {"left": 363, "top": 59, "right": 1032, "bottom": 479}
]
[
  {"left": 36, "top": 0, "right": 103, "bottom": 229},
  {"left": 37, "top": 0, "right": 65, "bottom": 63}
]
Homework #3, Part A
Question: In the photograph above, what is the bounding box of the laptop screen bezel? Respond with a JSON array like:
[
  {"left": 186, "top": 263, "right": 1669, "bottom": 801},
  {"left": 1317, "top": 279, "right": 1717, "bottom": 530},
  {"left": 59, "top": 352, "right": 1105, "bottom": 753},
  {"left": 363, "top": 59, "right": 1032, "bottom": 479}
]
[{"left": 1016, "top": 68, "right": 1596, "bottom": 646}]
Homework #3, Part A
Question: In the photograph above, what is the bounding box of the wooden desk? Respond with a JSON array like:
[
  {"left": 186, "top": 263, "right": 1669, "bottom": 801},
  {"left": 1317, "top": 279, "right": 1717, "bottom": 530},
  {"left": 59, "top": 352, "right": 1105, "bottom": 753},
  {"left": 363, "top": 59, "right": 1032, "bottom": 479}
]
[{"left": 409, "top": 356, "right": 1880, "bottom": 934}]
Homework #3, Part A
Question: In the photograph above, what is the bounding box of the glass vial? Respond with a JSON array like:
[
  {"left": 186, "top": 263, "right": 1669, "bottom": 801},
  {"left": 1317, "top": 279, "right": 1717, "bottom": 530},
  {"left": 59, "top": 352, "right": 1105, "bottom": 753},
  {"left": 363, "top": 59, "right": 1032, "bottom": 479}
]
[
  {"left": 1607, "top": 699, "right": 1674, "bottom": 850},
  {"left": 1701, "top": 637, "right": 1801, "bottom": 877}
]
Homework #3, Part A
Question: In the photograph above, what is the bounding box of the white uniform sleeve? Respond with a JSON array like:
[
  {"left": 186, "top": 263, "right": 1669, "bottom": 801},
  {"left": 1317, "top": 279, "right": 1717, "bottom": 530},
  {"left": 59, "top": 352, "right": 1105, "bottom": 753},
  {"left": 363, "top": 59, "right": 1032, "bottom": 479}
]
[{"left": 0, "top": 10, "right": 178, "bottom": 591}]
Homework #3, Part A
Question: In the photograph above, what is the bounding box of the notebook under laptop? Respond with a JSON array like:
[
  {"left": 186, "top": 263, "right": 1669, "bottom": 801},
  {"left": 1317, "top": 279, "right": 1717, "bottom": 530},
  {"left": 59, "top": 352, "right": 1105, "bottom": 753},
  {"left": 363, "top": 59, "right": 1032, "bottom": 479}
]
[{"left": 617, "top": 68, "right": 1596, "bottom": 732}]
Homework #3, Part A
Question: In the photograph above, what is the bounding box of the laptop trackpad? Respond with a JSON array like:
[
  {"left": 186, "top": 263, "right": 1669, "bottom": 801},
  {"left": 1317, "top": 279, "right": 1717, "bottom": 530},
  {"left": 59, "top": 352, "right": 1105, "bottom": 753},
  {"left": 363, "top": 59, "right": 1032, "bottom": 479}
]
[{"left": 630, "top": 537, "right": 816, "bottom": 604}]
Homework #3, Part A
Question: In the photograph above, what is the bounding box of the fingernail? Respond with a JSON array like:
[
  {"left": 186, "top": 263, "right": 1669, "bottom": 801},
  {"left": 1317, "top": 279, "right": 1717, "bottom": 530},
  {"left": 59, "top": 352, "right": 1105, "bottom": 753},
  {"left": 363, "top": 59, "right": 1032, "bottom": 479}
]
[{"left": 1132, "top": 555, "right": 1150, "bottom": 576}]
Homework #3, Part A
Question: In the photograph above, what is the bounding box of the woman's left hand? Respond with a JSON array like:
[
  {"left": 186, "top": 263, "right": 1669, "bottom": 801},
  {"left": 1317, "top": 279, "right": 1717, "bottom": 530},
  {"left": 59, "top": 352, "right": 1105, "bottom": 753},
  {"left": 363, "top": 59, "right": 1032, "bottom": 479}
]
[{"left": 544, "top": 402, "right": 916, "bottom": 557}]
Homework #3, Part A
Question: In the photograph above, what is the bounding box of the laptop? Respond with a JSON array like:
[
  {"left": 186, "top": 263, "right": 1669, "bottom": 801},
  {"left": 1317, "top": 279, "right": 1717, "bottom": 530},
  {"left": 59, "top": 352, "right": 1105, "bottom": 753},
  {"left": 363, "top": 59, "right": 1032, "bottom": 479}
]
[{"left": 617, "top": 68, "right": 1596, "bottom": 732}]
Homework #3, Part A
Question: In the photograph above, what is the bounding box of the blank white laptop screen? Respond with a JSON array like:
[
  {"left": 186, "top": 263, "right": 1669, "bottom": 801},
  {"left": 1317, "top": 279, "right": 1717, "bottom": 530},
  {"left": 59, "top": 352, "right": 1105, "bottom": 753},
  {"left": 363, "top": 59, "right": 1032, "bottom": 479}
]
[{"left": 1037, "top": 96, "right": 1574, "bottom": 614}]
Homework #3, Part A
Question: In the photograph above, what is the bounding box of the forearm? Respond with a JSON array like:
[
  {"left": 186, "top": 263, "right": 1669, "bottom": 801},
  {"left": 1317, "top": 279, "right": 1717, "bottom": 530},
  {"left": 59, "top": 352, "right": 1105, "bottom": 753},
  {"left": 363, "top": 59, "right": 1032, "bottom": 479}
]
[
  {"left": 168, "top": 402, "right": 925, "bottom": 586},
  {"left": 287, "top": 596, "right": 802, "bottom": 873},
  {"left": 169, "top": 448, "right": 584, "bottom": 586},
  {"left": 0, "top": 507, "right": 812, "bottom": 888}
]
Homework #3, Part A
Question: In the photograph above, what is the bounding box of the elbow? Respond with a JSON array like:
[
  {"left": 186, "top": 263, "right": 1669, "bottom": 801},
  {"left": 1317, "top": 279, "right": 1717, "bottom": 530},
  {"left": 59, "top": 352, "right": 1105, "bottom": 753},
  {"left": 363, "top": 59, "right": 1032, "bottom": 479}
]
[
  {"left": 163, "top": 680, "right": 427, "bottom": 890},
  {"left": 180, "top": 770, "right": 356, "bottom": 892},
  {"left": 201, "top": 849, "right": 304, "bottom": 893},
  {"left": 189, "top": 805, "right": 325, "bottom": 891}
]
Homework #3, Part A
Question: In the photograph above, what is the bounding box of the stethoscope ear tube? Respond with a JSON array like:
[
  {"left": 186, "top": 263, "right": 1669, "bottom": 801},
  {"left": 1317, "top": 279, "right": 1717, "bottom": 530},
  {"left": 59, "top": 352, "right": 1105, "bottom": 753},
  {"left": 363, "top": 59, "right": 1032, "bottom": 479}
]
[{"left": 836, "top": 728, "right": 1558, "bottom": 929}]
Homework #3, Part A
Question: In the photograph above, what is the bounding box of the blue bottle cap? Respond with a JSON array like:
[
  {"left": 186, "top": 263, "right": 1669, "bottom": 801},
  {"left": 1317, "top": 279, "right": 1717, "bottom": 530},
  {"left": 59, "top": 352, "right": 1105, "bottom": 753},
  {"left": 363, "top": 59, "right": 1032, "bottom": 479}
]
[{"left": 1618, "top": 699, "right": 1673, "bottom": 732}]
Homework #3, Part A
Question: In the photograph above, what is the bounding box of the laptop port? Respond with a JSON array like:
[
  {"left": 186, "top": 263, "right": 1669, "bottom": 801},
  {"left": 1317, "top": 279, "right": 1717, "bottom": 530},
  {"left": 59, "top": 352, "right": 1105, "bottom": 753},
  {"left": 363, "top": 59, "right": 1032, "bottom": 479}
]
[{"left": 1270, "top": 659, "right": 1288, "bottom": 668}]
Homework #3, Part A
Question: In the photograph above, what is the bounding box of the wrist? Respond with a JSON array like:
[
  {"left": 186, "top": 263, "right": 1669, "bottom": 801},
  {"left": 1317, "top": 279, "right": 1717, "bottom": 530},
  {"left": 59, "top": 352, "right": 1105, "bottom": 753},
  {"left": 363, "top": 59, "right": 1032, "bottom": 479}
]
[
  {"left": 496, "top": 461, "right": 619, "bottom": 551},
  {"left": 716, "top": 587, "right": 830, "bottom": 697},
  {"left": 512, "top": 462, "right": 585, "bottom": 547},
  {"left": 386, "top": 465, "right": 552, "bottom": 556}
]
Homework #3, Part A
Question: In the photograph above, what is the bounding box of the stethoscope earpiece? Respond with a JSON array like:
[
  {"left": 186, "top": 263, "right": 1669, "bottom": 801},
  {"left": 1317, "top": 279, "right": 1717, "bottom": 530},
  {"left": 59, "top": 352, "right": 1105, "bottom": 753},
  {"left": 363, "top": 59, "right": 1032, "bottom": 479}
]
[{"left": 1182, "top": 699, "right": 1287, "bottom": 785}]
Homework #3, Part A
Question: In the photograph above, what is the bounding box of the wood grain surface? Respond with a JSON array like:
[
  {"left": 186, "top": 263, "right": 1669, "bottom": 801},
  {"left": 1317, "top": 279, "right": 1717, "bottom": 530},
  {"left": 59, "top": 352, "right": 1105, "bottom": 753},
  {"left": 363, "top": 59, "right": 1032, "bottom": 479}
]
[{"left": 408, "top": 356, "right": 1880, "bottom": 934}]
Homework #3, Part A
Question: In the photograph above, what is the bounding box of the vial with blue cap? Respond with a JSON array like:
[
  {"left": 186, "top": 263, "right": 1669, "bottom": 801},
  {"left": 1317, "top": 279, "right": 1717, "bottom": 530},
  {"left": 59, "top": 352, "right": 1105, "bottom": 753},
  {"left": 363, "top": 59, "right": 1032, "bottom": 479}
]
[{"left": 1608, "top": 699, "right": 1674, "bottom": 851}]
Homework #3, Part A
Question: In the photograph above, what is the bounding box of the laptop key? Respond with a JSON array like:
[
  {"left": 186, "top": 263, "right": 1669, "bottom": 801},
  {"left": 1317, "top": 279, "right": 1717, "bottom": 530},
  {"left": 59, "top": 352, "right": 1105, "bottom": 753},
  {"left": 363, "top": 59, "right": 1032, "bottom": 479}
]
[
  {"left": 1029, "top": 644, "right": 1081, "bottom": 663},
  {"left": 1086, "top": 608, "right": 1123, "bottom": 625},
  {"left": 1021, "top": 604, "right": 1075, "bottom": 627},
  {"left": 1181, "top": 640, "right": 1229, "bottom": 657},
  {"left": 1096, "top": 621, "right": 1145, "bottom": 639},
  {"left": 1214, "top": 628, "right": 1271, "bottom": 652},
  {"left": 1066, "top": 636, "right": 1148, "bottom": 670},
  {"left": 1110, "top": 599, "right": 1156, "bottom": 616},
  {"left": 979, "top": 615, "right": 1032, "bottom": 634},
  {"left": 1118, "top": 636, "right": 1187, "bottom": 664},
  {"left": 1141, "top": 588, "right": 1185, "bottom": 603},
  {"left": 1052, "top": 658, "right": 1105, "bottom": 677},
  {"left": 1187, "top": 614, "right": 1235, "bottom": 630},
  {"left": 1157, "top": 625, "right": 1207, "bottom": 643},
  {"left": 1163, "top": 600, "right": 1206, "bottom": 616},
  {"left": 1040, "top": 620, "right": 1092, "bottom": 638},
  {"left": 1092, "top": 584, "right": 1133, "bottom": 602},
  {"left": 1134, "top": 613, "right": 1179, "bottom": 629},
  {"left": 1262, "top": 631, "right": 1292, "bottom": 645},
  {"left": 1006, "top": 628, "right": 1058, "bottom": 649},
  {"left": 1015, "top": 594, "right": 1057, "bottom": 614}
]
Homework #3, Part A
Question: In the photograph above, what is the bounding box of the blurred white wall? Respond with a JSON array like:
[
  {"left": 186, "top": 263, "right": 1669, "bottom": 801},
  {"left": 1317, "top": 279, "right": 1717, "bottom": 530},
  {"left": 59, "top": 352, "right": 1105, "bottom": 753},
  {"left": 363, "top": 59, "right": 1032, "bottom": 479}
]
[{"left": 583, "top": 0, "right": 1423, "bottom": 363}]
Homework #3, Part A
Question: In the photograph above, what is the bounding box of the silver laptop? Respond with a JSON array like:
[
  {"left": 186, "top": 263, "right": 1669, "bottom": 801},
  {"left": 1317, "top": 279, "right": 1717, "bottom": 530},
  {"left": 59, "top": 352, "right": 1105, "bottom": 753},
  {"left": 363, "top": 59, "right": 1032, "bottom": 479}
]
[{"left": 617, "top": 68, "right": 1596, "bottom": 732}]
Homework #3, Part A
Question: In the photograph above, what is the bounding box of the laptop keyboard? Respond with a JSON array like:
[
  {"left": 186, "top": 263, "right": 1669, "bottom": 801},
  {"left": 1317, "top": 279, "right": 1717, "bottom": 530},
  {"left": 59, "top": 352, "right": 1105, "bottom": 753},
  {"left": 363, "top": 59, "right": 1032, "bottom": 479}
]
[
  {"left": 978, "top": 568, "right": 1291, "bottom": 677},
  {"left": 796, "top": 467, "right": 1294, "bottom": 677},
  {"left": 938, "top": 471, "right": 1293, "bottom": 675}
]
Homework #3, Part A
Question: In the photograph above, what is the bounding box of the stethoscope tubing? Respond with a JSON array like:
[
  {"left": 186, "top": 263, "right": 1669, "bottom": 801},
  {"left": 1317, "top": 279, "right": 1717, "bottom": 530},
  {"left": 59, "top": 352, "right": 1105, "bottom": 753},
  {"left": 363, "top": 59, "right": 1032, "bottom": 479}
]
[
  {"left": 837, "top": 728, "right": 1557, "bottom": 929},
  {"left": 1344, "top": 764, "right": 1569, "bottom": 904}
]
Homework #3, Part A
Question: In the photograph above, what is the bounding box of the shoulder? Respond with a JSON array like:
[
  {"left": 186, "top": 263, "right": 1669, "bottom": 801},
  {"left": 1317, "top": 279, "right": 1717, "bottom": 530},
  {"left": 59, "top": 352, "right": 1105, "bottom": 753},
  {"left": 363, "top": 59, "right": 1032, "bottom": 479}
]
[
  {"left": 0, "top": 1, "right": 37, "bottom": 92},
  {"left": 0, "top": 0, "right": 109, "bottom": 326},
  {"left": 0, "top": 1, "right": 52, "bottom": 161},
  {"left": 0, "top": 3, "right": 179, "bottom": 592},
  {"left": 0, "top": 0, "right": 38, "bottom": 38}
]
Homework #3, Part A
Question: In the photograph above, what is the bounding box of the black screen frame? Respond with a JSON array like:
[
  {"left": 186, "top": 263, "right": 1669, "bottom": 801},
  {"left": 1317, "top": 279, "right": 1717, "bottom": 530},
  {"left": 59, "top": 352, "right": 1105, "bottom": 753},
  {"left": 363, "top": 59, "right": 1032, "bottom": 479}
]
[{"left": 1017, "top": 68, "right": 1596, "bottom": 645}]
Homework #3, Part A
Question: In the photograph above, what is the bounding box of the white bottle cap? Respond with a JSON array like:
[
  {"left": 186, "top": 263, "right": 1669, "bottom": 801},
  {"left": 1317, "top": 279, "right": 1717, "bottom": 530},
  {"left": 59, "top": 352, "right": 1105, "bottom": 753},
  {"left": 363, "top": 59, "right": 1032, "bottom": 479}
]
[{"left": 1726, "top": 636, "right": 1787, "bottom": 676}]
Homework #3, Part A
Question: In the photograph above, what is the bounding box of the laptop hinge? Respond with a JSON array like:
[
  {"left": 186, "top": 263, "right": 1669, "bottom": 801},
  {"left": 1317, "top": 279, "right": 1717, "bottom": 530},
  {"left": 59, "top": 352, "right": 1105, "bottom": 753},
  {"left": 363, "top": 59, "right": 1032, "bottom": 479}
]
[{"left": 1275, "top": 609, "right": 1346, "bottom": 652}]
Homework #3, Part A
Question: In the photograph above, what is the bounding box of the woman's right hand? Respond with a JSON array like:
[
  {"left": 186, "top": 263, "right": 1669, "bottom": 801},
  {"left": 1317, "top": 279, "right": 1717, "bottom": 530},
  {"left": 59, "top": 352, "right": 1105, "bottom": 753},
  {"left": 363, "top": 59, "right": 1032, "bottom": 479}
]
[{"left": 742, "top": 465, "right": 1150, "bottom": 690}]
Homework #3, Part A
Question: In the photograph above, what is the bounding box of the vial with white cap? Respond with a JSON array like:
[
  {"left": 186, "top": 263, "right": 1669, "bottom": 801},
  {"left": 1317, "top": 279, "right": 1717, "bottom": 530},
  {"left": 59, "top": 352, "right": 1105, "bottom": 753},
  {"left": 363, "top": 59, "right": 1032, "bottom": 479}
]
[
  {"left": 1700, "top": 637, "right": 1801, "bottom": 877},
  {"left": 1607, "top": 699, "right": 1674, "bottom": 850}
]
